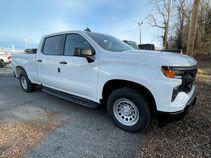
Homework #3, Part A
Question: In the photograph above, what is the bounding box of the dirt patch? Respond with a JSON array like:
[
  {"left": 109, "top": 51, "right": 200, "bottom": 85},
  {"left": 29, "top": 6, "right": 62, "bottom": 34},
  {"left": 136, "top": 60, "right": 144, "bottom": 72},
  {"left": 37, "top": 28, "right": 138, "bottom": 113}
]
[
  {"left": 137, "top": 58, "right": 211, "bottom": 157},
  {"left": 0, "top": 112, "right": 63, "bottom": 158}
]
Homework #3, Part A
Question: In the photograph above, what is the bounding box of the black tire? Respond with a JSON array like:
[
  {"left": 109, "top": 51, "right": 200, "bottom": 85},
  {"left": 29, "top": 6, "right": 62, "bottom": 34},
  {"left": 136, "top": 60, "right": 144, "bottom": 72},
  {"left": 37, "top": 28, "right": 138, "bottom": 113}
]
[
  {"left": 0, "top": 60, "right": 5, "bottom": 68},
  {"left": 19, "top": 71, "right": 35, "bottom": 92},
  {"left": 107, "top": 87, "right": 151, "bottom": 132}
]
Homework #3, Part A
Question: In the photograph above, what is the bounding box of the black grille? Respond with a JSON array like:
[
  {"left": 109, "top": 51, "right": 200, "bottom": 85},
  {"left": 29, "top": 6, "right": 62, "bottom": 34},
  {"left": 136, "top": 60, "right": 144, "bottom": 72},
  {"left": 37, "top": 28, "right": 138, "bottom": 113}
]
[{"left": 175, "top": 66, "right": 197, "bottom": 93}]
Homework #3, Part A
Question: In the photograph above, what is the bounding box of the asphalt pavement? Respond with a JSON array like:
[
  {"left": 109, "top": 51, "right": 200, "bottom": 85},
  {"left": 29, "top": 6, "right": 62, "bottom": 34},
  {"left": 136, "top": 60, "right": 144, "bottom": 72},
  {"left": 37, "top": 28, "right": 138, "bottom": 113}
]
[{"left": 0, "top": 66, "right": 144, "bottom": 158}]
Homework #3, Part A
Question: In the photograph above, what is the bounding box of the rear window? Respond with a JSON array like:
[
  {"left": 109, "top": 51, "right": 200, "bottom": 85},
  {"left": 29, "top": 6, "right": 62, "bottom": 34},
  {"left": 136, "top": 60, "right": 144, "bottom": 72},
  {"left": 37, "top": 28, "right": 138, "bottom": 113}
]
[{"left": 43, "top": 35, "right": 65, "bottom": 55}]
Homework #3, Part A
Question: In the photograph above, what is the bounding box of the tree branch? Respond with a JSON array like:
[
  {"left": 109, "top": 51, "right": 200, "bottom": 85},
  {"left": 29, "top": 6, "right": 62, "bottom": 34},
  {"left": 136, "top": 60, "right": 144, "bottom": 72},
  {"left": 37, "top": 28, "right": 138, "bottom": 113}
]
[{"left": 149, "top": 14, "right": 165, "bottom": 29}]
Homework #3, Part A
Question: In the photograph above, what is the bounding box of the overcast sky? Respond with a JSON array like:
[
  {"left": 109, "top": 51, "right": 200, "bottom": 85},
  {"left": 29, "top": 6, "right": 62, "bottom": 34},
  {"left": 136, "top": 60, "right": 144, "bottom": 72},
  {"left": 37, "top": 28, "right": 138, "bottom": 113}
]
[{"left": 0, "top": 0, "right": 161, "bottom": 49}]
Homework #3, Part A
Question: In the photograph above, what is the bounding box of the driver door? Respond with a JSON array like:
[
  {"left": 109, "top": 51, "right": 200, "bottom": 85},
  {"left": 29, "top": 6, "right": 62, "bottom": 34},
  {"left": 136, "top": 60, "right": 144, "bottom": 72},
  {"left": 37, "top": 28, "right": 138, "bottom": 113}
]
[{"left": 59, "top": 34, "right": 98, "bottom": 101}]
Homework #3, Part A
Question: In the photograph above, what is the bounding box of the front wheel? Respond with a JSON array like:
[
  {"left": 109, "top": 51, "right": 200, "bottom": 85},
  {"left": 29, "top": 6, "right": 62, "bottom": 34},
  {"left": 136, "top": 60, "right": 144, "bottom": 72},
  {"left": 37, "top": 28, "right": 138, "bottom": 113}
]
[{"left": 107, "top": 88, "right": 151, "bottom": 132}]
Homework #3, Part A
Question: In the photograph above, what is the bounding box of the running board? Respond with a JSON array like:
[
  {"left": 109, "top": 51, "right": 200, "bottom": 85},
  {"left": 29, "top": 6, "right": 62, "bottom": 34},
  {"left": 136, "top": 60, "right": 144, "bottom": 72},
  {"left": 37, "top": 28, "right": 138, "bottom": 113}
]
[{"left": 42, "top": 87, "right": 100, "bottom": 108}]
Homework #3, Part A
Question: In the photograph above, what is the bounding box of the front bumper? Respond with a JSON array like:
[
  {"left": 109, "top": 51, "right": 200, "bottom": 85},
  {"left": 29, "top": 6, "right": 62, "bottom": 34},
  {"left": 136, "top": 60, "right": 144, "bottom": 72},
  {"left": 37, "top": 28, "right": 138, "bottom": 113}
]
[{"left": 157, "top": 91, "right": 197, "bottom": 122}]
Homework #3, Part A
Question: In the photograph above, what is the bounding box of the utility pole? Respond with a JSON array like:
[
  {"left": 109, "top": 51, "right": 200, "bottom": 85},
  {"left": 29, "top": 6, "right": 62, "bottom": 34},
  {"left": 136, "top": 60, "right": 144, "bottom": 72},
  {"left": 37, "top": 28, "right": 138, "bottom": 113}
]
[
  {"left": 138, "top": 22, "right": 143, "bottom": 44},
  {"left": 164, "top": 0, "right": 172, "bottom": 50},
  {"left": 187, "top": 0, "right": 201, "bottom": 56}
]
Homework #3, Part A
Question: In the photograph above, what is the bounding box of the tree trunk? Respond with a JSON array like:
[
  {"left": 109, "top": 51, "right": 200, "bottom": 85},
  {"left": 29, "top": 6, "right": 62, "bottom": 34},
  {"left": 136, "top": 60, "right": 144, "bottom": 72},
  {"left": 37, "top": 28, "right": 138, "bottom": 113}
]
[
  {"left": 164, "top": 0, "right": 172, "bottom": 50},
  {"left": 187, "top": 0, "right": 201, "bottom": 56}
]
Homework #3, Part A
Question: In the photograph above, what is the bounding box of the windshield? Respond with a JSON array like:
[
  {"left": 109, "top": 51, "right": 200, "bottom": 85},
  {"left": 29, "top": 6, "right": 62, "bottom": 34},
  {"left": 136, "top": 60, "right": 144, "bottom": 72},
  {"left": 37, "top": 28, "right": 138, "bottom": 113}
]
[{"left": 87, "top": 32, "right": 134, "bottom": 52}]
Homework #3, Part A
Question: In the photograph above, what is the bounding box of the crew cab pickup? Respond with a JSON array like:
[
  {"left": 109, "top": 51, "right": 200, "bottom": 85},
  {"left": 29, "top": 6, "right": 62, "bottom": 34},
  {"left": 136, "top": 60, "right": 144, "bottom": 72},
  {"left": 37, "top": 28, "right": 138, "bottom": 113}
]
[{"left": 12, "top": 31, "right": 197, "bottom": 132}]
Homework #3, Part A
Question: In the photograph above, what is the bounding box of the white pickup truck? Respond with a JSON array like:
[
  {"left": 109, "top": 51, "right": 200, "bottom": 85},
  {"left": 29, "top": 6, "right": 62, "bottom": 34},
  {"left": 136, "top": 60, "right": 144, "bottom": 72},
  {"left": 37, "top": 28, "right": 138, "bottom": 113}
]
[{"left": 12, "top": 31, "right": 197, "bottom": 132}]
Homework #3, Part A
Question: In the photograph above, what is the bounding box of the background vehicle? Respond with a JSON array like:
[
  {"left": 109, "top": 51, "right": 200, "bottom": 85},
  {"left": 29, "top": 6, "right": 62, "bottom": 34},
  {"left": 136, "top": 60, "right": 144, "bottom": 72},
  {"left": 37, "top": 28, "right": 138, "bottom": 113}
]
[
  {"left": 24, "top": 48, "right": 37, "bottom": 54},
  {"left": 12, "top": 31, "right": 197, "bottom": 132},
  {"left": 123, "top": 40, "right": 139, "bottom": 49},
  {"left": 138, "top": 44, "right": 155, "bottom": 50},
  {"left": 0, "top": 51, "right": 12, "bottom": 67},
  {"left": 123, "top": 41, "right": 156, "bottom": 51}
]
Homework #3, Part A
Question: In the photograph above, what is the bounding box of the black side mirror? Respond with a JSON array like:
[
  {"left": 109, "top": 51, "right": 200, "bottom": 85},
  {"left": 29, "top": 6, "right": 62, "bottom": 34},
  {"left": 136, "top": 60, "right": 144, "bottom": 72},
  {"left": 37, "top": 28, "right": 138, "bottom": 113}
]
[{"left": 75, "top": 48, "right": 95, "bottom": 63}]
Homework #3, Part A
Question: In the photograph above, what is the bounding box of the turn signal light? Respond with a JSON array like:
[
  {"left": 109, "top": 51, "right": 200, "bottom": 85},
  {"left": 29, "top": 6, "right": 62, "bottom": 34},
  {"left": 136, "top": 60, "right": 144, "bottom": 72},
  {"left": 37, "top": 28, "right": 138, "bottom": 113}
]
[{"left": 161, "top": 66, "right": 176, "bottom": 78}]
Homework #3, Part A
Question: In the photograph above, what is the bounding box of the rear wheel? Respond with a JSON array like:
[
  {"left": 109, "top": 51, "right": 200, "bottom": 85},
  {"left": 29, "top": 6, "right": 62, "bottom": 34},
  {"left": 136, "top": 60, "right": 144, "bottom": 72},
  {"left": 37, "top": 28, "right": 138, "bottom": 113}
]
[
  {"left": 19, "top": 72, "right": 35, "bottom": 92},
  {"left": 107, "top": 88, "right": 151, "bottom": 132}
]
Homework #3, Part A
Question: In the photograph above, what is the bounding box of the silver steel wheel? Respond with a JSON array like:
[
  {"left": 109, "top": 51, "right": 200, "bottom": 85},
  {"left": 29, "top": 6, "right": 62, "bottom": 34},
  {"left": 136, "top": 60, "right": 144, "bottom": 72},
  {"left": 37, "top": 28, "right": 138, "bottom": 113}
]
[
  {"left": 20, "top": 76, "right": 28, "bottom": 90},
  {"left": 113, "top": 98, "right": 139, "bottom": 126}
]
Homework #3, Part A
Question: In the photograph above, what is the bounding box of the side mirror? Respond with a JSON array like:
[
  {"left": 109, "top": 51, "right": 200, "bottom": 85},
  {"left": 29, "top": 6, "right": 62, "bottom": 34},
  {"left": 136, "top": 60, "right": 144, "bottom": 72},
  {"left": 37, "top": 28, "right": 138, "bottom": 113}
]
[{"left": 75, "top": 48, "right": 95, "bottom": 63}]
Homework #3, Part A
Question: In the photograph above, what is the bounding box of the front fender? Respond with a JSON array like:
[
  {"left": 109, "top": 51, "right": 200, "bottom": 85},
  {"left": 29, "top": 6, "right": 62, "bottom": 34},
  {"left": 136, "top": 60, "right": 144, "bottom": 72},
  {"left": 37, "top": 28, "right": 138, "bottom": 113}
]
[{"left": 97, "top": 75, "right": 160, "bottom": 107}]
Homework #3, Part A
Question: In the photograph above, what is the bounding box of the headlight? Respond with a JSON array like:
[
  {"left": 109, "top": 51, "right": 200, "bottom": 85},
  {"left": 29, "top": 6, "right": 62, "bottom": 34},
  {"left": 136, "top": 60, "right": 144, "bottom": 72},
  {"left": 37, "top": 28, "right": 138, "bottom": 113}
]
[{"left": 161, "top": 66, "right": 184, "bottom": 79}]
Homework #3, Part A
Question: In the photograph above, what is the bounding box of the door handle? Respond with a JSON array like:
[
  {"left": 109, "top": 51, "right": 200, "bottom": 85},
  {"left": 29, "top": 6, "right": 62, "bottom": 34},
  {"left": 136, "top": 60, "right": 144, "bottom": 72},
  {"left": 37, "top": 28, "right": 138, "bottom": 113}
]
[
  {"left": 37, "top": 59, "right": 42, "bottom": 62},
  {"left": 59, "top": 61, "right": 67, "bottom": 64}
]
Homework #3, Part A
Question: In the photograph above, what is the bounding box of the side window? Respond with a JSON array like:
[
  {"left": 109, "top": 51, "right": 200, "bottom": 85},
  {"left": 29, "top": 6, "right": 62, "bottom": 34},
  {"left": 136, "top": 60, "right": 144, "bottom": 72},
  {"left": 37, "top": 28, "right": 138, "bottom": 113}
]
[
  {"left": 43, "top": 35, "right": 65, "bottom": 55},
  {"left": 64, "top": 34, "right": 92, "bottom": 56}
]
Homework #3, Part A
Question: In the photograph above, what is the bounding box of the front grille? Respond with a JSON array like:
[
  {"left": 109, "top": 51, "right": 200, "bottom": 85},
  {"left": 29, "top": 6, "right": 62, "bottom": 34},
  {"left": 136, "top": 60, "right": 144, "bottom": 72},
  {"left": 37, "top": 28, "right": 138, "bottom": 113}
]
[
  {"left": 175, "top": 66, "right": 197, "bottom": 93},
  {"left": 170, "top": 66, "right": 197, "bottom": 101}
]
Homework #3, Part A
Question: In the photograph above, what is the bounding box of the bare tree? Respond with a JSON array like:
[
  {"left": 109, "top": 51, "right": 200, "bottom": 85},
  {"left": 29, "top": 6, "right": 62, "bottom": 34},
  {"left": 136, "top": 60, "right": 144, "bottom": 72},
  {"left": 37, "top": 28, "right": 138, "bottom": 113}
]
[
  {"left": 165, "top": 0, "right": 172, "bottom": 50},
  {"left": 174, "top": 0, "right": 186, "bottom": 50},
  {"left": 169, "top": 0, "right": 192, "bottom": 51},
  {"left": 195, "top": 0, "right": 211, "bottom": 54},
  {"left": 187, "top": 0, "right": 201, "bottom": 56},
  {"left": 148, "top": 0, "right": 172, "bottom": 50},
  {"left": 149, "top": 0, "right": 210, "bottom": 55}
]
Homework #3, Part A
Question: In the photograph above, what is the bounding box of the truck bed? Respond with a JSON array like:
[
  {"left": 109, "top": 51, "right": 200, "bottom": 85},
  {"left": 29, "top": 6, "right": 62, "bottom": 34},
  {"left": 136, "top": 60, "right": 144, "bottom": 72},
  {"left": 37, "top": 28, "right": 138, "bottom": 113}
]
[{"left": 12, "top": 53, "right": 38, "bottom": 82}]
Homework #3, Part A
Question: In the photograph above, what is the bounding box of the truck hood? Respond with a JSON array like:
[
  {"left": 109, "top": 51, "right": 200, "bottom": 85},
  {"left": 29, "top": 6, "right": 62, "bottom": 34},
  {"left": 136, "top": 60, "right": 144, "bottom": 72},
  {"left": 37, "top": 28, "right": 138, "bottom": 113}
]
[{"left": 124, "top": 50, "right": 197, "bottom": 67}]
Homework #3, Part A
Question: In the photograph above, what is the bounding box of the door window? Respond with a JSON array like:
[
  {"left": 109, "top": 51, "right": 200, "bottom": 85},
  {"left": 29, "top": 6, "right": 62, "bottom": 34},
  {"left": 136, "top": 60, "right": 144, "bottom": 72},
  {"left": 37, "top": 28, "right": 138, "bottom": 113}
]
[
  {"left": 64, "top": 34, "right": 92, "bottom": 56},
  {"left": 43, "top": 35, "right": 65, "bottom": 55}
]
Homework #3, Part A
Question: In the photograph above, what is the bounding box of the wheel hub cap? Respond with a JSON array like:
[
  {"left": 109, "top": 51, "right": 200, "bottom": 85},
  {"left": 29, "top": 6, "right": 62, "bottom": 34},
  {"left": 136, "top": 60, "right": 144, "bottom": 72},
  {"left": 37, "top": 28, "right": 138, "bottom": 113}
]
[
  {"left": 113, "top": 98, "right": 139, "bottom": 126},
  {"left": 21, "top": 76, "right": 28, "bottom": 90},
  {"left": 122, "top": 106, "right": 132, "bottom": 116}
]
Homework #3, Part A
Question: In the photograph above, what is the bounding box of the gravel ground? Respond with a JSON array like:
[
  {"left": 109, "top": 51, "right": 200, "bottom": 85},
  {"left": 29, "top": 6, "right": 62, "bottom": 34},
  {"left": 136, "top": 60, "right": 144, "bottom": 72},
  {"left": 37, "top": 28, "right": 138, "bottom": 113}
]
[
  {"left": 0, "top": 69, "right": 143, "bottom": 158},
  {"left": 0, "top": 65, "right": 13, "bottom": 78},
  {"left": 137, "top": 57, "right": 211, "bottom": 158},
  {"left": 0, "top": 113, "right": 63, "bottom": 158}
]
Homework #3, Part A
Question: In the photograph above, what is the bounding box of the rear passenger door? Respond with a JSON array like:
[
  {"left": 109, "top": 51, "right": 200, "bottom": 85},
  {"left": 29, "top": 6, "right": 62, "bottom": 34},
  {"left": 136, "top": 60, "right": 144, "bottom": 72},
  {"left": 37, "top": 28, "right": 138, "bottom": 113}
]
[{"left": 36, "top": 34, "right": 65, "bottom": 89}]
